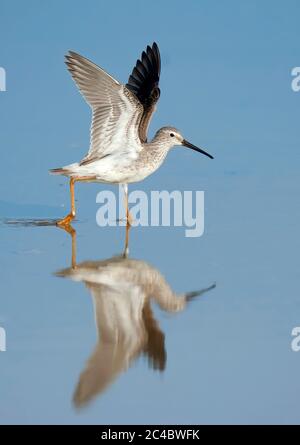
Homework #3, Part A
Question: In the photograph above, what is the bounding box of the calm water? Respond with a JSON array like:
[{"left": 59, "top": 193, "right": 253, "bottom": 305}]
[
  {"left": 1, "top": 0, "right": 300, "bottom": 425},
  {"left": 0, "top": 169, "right": 300, "bottom": 424}
]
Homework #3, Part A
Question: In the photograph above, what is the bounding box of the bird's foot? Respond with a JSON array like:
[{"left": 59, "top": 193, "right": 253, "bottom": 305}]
[{"left": 56, "top": 213, "right": 75, "bottom": 228}]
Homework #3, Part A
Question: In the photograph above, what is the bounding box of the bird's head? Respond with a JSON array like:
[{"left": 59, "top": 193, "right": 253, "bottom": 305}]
[{"left": 154, "top": 127, "right": 214, "bottom": 159}]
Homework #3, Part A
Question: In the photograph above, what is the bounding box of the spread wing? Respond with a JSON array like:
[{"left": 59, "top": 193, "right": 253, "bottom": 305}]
[
  {"left": 65, "top": 51, "right": 144, "bottom": 166},
  {"left": 126, "top": 42, "right": 161, "bottom": 143}
]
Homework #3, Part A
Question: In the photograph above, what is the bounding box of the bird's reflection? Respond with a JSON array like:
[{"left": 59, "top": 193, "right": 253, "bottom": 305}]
[{"left": 55, "top": 226, "right": 215, "bottom": 408}]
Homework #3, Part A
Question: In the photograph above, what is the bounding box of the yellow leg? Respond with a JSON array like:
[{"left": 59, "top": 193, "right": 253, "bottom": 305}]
[
  {"left": 123, "top": 184, "right": 133, "bottom": 227},
  {"left": 124, "top": 223, "right": 131, "bottom": 257},
  {"left": 57, "top": 178, "right": 76, "bottom": 227},
  {"left": 126, "top": 206, "right": 133, "bottom": 227}
]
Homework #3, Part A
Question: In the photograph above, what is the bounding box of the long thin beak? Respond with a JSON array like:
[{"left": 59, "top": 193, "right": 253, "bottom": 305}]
[{"left": 182, "top": 139, "right": 214, "bottom": 159}]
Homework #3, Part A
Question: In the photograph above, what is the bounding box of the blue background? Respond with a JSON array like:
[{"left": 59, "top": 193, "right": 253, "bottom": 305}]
[{"left": 0, "top": 0, "right": 300, "bottom": 424}]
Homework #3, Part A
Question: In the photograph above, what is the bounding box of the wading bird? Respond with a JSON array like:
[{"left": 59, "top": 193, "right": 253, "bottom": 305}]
[{"left": 50, "top": 42, "right": 213, "bottom": 227}]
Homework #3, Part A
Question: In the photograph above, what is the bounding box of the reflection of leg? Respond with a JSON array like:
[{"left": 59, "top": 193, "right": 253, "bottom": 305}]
[
  {"left": 56, "top": 224, "right": 77, "bottom": 268},
  {"left": 57, "top": 178, "right": 76, "bottom": 227},
  {"left": 124, "top": 223, "right": 131, "bottom": 258},
  {"left": 70, "top": 226, "right": 77, "bottom": 269}
]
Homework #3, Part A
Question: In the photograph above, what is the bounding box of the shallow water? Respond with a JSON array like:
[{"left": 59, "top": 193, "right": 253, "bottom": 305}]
[
  {"left": 1, "top": 0, "right": 300, "bottom": 425},
  {"left": 0, "top": 168, "right": 300, "bottom": 424}
]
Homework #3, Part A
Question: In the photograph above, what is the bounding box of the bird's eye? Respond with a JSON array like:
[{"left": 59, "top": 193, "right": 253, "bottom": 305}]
[{"left": 170, "top": 133, "right": 175, "bottom": 137}]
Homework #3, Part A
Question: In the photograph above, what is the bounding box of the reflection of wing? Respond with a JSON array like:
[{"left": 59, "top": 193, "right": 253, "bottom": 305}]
[
  {"left": 65, "top": 51, "right": 143, "bottom": 166},
  {"left": 73, "top": 281, "right": 147, "bottom": 408},
  {"left": 126, "top": 42, "right": 161, "bottom": 143},
  {"left": 142, "top": 300, "right": 166, "bottom": 371},
  {"left": 73, "top": 330, "right": 129, "bottom": 408}
]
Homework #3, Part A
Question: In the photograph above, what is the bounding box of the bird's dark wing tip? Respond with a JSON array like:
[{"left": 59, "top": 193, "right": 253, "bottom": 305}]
[{"left": 126, "top": 42, "right": 161, "bottom": 107}]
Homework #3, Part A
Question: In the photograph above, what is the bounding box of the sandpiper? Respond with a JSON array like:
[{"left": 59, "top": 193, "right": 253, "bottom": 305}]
[{"left": 50, "top": 42, "right": 213, "bottom": 227}]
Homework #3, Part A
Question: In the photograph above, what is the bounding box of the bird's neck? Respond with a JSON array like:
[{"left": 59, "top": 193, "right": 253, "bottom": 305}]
[
  {"left": 140, "top": 140, "right": 170, "bottom": 168},
  {"left": 149, "top": 133, "right": 173, "bottom": 150},
  {"left": 143, "top": 135, "right": 173, "bottom": 158}
]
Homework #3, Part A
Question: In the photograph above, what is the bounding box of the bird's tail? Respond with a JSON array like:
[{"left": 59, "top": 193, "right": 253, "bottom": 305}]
[{"left": 49, "top": 167, "right": 66, "bottom": 175}]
